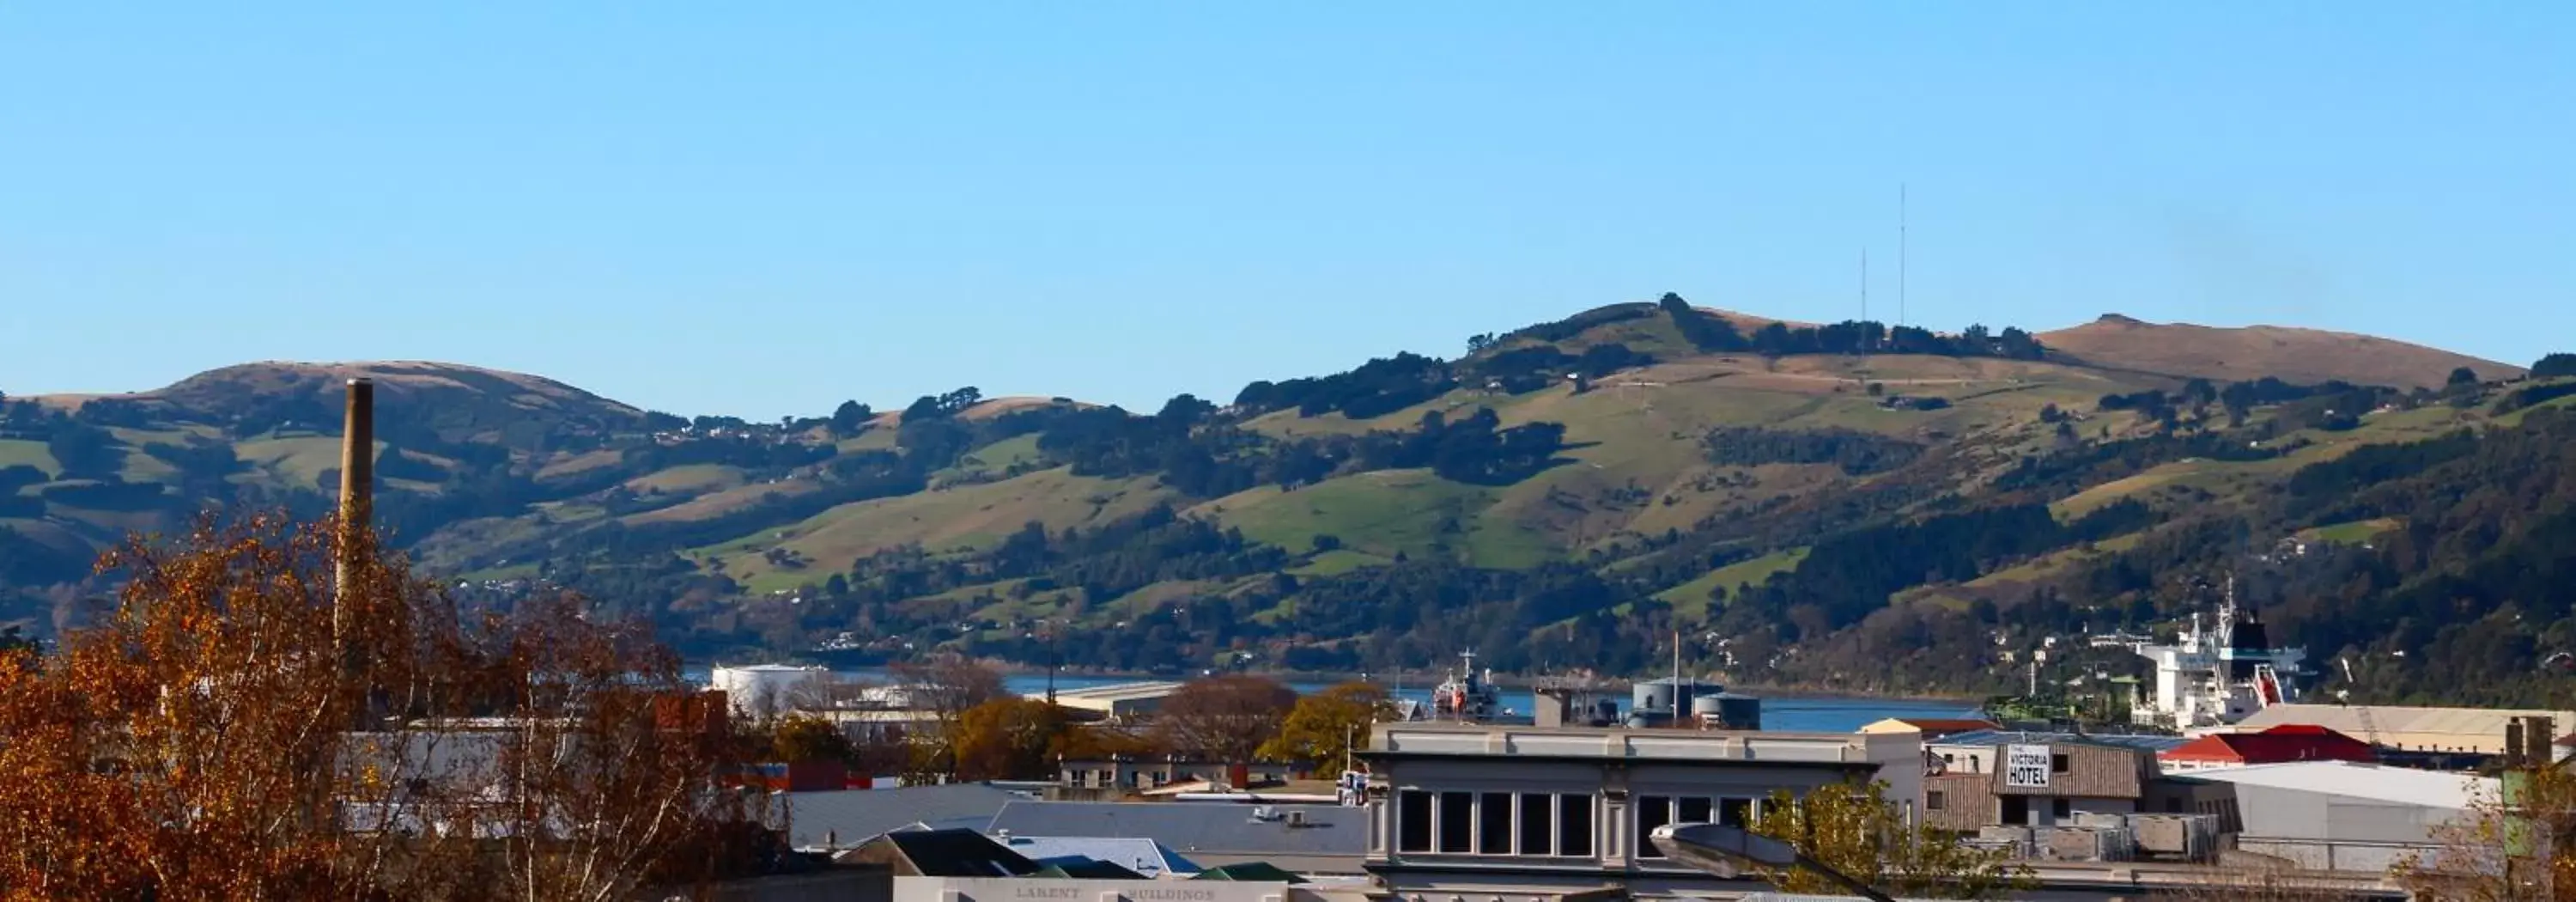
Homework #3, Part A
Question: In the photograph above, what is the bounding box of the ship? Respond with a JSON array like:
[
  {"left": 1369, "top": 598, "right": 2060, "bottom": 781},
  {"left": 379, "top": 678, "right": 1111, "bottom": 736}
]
[
  {"left": 1393, "top": 651, "right": 1516, "bottom": 723},
  {"left": 2127, "top": 576, "right": 2306, "bottom": 729}
]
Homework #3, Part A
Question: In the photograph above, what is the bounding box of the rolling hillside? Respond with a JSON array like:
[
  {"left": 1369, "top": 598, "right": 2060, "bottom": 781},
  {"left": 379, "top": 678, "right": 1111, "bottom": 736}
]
[
  {"left": 3, "top": 298, "right": 2564, "bottom": 703},
  {"left": 2041, "top": 314, "right": 2522, "bottom": 389}
]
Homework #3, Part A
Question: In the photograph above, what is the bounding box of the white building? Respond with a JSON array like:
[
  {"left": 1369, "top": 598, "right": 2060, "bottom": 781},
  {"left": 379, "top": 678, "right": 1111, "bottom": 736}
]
[
  {"left": 711, "top": 663, "right": 830, "bottom": 717},
  {"left": 1359, "top": 722, "right": 1922, "bottom": 900}
]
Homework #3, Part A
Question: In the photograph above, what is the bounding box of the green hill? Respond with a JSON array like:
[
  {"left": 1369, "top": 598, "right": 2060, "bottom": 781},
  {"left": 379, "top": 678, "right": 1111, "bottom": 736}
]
[{"left": 4, "top": 300, "right": 2567, "bottom": 704}]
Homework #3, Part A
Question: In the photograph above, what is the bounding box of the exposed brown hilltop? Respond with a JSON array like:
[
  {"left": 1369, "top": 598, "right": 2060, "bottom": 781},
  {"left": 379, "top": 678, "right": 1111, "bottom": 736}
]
[
  {"left": 2039, "top": 314, "right": 2523, "bottom": 390},
  {"left": 36, "top": 361, "right": 647, "bottom": 446}
]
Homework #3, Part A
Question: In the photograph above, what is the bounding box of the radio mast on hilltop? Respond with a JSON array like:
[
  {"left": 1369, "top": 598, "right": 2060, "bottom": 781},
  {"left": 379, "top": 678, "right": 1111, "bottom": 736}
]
[{"left": 1899, "top": 184, "right": 1908, "bottom": 327}]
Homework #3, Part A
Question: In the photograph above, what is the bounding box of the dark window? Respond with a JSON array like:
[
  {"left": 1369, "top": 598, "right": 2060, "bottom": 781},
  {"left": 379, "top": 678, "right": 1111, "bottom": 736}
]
[
  {"left": 2051, "top": 798, "right": 2071, "bottom": 819},
  {"left": 1479, "top": 792, "right": 1513, "bottom": 855},
  {"left": 1677, "top": 796, "right": 1712, "bottom": 824},
  {"left": 1437, "top": 792, "right": 1473, "bottom": 853},
  {"left": 1636, "top": 795, "right": 1671, "bottom": 857},
  {"left": 1719, "top": 796, "right": 1753, "bottom": 827},
  {"left": 1558, "top": 794, "right": 1594, "bottom": 857},
  {"left": 2051, "top": 753, "right": 2070, "bottom": 774},
  {"left": 1519, "top": 793, "right": 1554, "bottom": 856},
  {"left": 2166, "top": 797, "right": 2184, "bottom": 814},
  {"left": 1926, "top": 791, "right": 1946, "bottom": 812},
  {"left": 1397, "top": 790, "right": 1432, "bottom": 853}
]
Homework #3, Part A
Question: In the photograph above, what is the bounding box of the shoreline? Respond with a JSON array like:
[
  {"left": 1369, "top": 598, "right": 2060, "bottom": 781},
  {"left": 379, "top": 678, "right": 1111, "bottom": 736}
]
[{"left": 778, "top": 661, "right": 1989, "bottom": 707}]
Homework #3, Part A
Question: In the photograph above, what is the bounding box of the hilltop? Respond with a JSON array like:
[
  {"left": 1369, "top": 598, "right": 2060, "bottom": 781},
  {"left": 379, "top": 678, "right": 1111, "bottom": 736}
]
[
  {"left": 3, "top": 298, "right": 2567, "bottom": 705},
  {"left": 2040, "top": 314, "right": 2522, "bottom": 389}
]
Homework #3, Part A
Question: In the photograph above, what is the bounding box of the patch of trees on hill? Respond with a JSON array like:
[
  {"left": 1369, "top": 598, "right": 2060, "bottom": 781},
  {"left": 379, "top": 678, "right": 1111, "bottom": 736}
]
[
  {"left": 1037, "top": 401, "right": 1571, "bottom": 495},
  {"left": 1235, "top": 352, "right": 1455, "bottom": 419},
  {"left": 1702, "top": 427, "right": 1926, "bottom": 476},
  {"left": 1657, "top": 293, "right": 2044, "bottom": 360}
]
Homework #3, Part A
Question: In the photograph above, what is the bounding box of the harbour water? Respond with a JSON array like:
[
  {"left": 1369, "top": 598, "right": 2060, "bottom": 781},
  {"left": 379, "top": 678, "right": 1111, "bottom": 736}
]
[{"left": 694, "top": 667, "right": 1978, "bottom": 734}]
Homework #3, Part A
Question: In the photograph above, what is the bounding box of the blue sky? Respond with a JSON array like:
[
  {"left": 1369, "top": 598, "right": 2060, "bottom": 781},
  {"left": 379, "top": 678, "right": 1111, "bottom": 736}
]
[{"left": 3, "top": 3, "right": 2569, "bottom": 417}]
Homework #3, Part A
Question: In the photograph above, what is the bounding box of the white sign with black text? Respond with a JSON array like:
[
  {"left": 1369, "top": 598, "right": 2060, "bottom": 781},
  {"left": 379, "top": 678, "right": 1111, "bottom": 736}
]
[{"left": 2004, "top": 743, "right": 2052, "bottom": 789}]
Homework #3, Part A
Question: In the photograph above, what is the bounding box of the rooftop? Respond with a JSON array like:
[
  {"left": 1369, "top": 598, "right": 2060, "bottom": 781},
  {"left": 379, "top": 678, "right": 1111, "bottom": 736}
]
[
  {"left": 994, "top": 836, "right": 1201, "bottom": 877},
  {"left": 1930, "top": 729, "right": 2190, "bottom": 753},
  {"left": 1872, "top": 717, "right": 2002, "bottom": 734},
  {"left": 983, "top": 801, "right": 1365, "bottom": 859},
  {"left": 878, "top": 828, "right": 1039, "bottom": 877},
  {"left": 2163, "top": 724, "right": 2376, "bottom": 764},
  {"left": 780, "top": 783, "right": 1020, "bottom": 848},
  {"left": 1044, "top": 681, "right": 1187, "bottom": 702},
  {"left": 1368, "top": 722, "right": 1896, "bottom": 765},
  {"left": 2178, "top": 760, "right": 2494, "bottom": 810},
  {"left": 2233, "top": 704, "right": 2575, "bottom": 741}
]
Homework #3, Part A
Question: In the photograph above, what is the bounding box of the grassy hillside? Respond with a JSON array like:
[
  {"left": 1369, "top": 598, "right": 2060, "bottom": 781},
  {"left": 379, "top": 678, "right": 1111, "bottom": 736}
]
[{"left": 4, "top": 303, "right": 2566, "bottom": 701}]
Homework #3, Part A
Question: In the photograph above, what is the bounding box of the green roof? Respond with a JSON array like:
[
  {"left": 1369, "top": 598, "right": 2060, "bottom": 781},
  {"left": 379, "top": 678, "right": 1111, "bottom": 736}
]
[{"left": 1192, "top": 862, "right": 1305, "bottom": 884}]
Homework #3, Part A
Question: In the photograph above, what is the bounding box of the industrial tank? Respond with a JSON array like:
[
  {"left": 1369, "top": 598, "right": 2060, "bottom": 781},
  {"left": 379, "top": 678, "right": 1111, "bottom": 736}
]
[{"left": 1631, "top": 678, "right": 1724, "bottom": 718}]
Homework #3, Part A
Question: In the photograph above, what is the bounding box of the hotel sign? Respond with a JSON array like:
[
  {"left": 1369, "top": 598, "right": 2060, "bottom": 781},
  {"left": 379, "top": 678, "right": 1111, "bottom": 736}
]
[{"left": 2004, "top": 744, "right": 2051, "bottom": 789}]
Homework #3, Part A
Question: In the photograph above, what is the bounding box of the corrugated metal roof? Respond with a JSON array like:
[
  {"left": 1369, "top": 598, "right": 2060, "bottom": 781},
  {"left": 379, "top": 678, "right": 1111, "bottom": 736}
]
[
  {"left": 2181, "top": 760, "right": 2495, "bottom": 810},
  {"left": 983, "top": 801, "right": 1365, "bottom": 858},
  {"left": 781, "top": 783, "right": 1020, "bottom": 849},
  {"left": 2234, "top": 704, "right": 2574, "bottom": 749}
]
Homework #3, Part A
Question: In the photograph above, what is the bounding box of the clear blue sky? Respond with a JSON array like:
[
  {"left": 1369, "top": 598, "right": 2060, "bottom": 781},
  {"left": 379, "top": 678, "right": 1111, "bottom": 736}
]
[{"left": 3, "top": 3, "right": 2569, "bottom": 418}]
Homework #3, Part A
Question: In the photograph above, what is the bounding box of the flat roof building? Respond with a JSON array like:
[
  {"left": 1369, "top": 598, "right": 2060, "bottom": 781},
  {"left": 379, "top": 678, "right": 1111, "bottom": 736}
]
[
  {"left": 1359, "top": 722, "right": 1920, "bottom": 899},
  {"left": 2221, "top": 704, "right": 2574, "bottom": 755},
  {"left": 1042, "top": 680, "right": 1187, "bottom": 719}
]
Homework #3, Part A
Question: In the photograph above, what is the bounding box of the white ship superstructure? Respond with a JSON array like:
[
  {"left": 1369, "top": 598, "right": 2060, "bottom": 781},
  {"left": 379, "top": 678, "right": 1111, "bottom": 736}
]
[{"left": 2129, "top": 577, "right": 2306, "bottom": 729}]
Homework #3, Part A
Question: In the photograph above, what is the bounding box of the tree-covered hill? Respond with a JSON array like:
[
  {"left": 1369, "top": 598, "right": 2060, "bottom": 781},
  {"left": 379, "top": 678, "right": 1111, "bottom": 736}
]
[{"left": 3, "top": 297, "right": 2565, "bottom": 706}]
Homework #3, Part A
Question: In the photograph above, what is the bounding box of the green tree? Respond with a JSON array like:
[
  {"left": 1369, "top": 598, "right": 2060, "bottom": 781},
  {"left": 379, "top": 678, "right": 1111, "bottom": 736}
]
[
  {"left": 1256, "top": 682, "right": 1388, "bottom": 768},
  {"left": 829, "top": 400, "right": 873, "bottom": 437},
  {"left": 2534, "top": 353, "right": 2576, "bottom": 381},
  {"left": 1747, "top": 778, "right": 2032, "bottom": 899},
  {"left": 2450, "top": 366, "right": 2482, "bottom": 387}
]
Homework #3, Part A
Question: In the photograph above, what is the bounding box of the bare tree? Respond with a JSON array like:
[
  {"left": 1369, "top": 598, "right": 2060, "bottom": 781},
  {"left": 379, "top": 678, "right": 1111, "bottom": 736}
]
[
  {"left": 1153, "top": 674, "right": 1297, "bottom": 764},
  {"left": 0, "top": 514, "right": 762, "bottom": 901},
  {"left": 890, "top": 655, "right": 1008, "bottom": 722},
  {"left": 888, "top": 655, "right": 1009, "bottom": 776},
  {"left": 2393, "top": 765, "right": 2576, "bottom": 900}
]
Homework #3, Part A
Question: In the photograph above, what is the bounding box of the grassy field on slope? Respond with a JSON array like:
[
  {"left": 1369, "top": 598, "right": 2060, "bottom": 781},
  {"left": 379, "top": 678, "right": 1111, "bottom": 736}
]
[
  {"left": 702, "top": 466, "right": 1176, "bottom": 594},
  {"left": 1654, "top": 547, "right": 1811, "bottom": 619},
  {"left": 1194, "top": 468, "right": 1554, "bottom": 569}
]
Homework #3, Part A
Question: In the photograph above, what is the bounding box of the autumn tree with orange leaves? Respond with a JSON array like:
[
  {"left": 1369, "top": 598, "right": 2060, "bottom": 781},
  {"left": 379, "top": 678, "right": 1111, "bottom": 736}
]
[{"left": 0, "top": 515, "right": 765, "bottom": 902}]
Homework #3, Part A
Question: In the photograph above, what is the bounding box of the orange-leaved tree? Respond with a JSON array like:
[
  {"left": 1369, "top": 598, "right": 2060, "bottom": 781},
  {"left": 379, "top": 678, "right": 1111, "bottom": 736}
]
[
  {"left": 0, "top": 514, "right": 762, "bottom": 902},
  {"left": 1257, "top": 682, "right": 1391, "bottom": 769}
]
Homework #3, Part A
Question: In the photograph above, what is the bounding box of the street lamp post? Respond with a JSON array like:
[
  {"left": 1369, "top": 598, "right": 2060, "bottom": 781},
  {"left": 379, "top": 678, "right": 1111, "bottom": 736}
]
[{"left": 1649, "top": 822, "right": 1899, "bottom": 902}]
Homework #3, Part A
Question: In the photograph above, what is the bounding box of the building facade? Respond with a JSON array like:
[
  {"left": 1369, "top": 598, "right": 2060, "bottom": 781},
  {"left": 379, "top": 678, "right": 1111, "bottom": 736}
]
[{"left": 1358, "top": 723, "right": 1919, "bottom": 899}]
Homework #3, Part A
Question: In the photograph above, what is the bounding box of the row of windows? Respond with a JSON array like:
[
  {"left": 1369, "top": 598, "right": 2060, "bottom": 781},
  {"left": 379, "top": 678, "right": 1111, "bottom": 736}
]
[
  {"left": 1392, "top": 790, "right": 1782, "bottom": 860},
  {"left": 1631, "top": 795, "right": 1764, "bottom": 858},
  {"left": 1394, "top": 791, "right": 1595, "bottom": 857}
]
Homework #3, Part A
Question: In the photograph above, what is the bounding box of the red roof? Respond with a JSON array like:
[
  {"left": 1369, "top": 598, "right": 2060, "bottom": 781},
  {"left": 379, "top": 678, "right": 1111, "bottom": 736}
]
[{"left": 2160, "top": 724, "right": 2377, "bottom": 765}]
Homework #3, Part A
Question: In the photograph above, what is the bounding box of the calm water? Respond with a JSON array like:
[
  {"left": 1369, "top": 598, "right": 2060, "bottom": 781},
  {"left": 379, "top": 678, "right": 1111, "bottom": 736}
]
[{"left": 692, "top": 667, "right": 1978, "bottom": 733}]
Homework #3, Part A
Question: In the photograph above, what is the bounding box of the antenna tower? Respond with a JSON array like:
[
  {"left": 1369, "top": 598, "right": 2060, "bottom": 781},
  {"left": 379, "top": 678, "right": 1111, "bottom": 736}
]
[{"left": 1899, "top": 184, "right": 1908, "bottom": 327}]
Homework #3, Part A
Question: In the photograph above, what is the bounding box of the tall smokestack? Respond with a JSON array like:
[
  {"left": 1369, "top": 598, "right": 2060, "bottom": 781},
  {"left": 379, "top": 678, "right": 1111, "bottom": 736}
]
[{"left": 336, "top": 378, "right": 374, "bottom": 634}]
